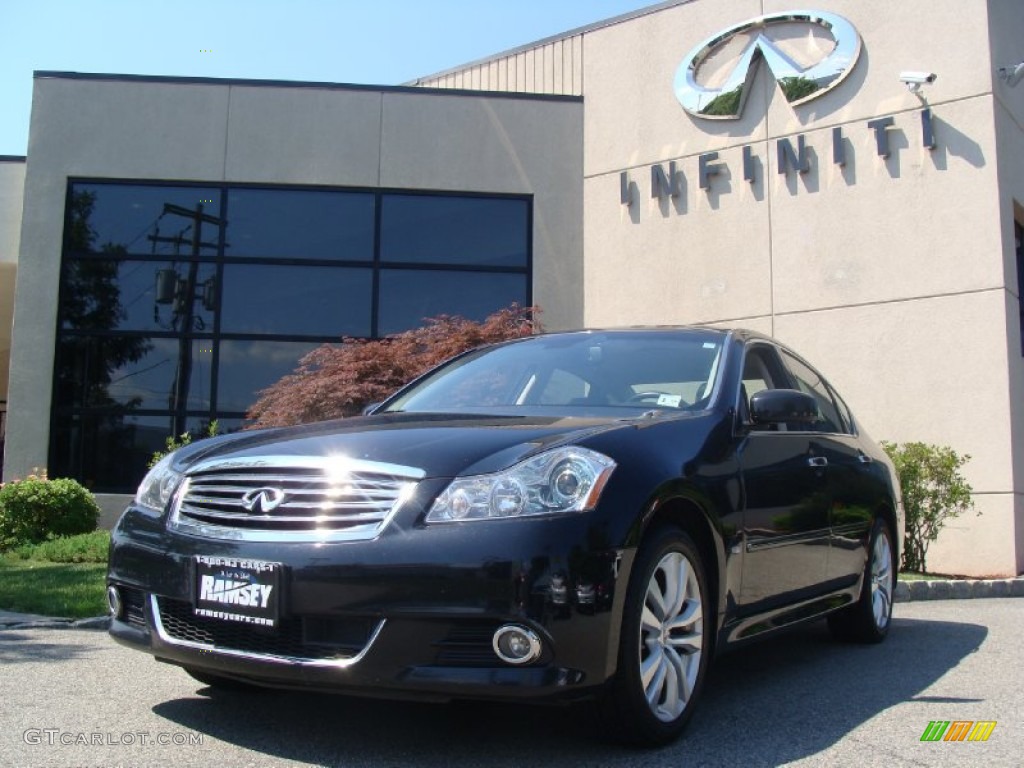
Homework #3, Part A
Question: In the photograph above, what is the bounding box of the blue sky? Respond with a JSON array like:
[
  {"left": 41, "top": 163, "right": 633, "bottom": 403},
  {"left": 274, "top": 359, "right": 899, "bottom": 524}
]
[{"left": 1, "top": 0, "right": 658, "bottom": 155}]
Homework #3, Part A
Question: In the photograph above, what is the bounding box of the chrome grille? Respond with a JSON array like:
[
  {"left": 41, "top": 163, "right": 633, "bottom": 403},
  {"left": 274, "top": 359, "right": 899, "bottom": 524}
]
[{"left": 169, "top": 455, "right": 424, "bottom": 542}]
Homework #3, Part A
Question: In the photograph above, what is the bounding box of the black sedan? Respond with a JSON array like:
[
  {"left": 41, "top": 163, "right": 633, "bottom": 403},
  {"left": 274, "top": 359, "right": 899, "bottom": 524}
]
[{"left": 107, "top": 328, "right": 902, "bottom": 746}]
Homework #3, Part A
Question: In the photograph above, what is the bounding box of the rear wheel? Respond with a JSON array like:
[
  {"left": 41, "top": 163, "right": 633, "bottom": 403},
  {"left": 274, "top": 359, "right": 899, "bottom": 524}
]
[
  {"left": 828, "top": 518, "right": 895, "bottom": 643},
  {"left": 598, "top": 527, "right": 711, "bottom": 746}
]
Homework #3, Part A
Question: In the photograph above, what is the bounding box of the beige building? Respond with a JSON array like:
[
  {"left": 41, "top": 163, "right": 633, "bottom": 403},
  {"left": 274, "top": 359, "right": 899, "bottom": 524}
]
[
  {"left": 3, "top": 0, "right": 1023, "bottom": 575},
  {"left": 416, "top": 0, "right": 1024, "bottom": 577},
  {"left": 0, "top": 157, "right": 26, "bottom": 458}
]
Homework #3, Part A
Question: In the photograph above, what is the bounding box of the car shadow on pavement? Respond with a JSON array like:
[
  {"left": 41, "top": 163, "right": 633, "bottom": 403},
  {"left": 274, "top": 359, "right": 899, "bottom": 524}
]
[{"left": 151, "top": 616, "right": 986, "bottom": 766}]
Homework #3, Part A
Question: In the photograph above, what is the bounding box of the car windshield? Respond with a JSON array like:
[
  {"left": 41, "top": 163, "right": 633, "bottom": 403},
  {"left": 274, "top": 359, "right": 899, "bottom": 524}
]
[{"left": 384, "top": 330, "right": 726, "bottom": 415}]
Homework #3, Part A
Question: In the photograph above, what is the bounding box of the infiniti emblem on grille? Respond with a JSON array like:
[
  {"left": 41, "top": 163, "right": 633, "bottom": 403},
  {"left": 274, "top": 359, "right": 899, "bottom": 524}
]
[{"left": 242, "top": 487, "right": 287, "bottom": 514}]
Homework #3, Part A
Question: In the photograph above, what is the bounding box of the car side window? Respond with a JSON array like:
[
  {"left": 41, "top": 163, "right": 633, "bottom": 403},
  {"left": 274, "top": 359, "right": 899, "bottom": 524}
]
[
  {"left": 739, "top": 345, "right": 790, "bottom": 430},
  {"left": 829, "top": 385, "right": 857, "bottom": 435},
  {"left": 779, "top": 350, "right": 845, "bottom": 434}
]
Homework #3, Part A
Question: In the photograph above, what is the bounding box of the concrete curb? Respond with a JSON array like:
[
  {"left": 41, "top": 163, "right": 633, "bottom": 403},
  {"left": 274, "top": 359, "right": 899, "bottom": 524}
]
[
  {"left": 894, "top": 577, "right": 1024, "bottom": 603},
  {"left": 0, "top": 612, "right": 110, "bottom": 631}
]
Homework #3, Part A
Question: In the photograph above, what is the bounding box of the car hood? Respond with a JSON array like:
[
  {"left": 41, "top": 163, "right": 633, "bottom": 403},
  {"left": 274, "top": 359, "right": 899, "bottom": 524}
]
[{"left": 177, "top": 412, "right": 648, "bottom": 479}]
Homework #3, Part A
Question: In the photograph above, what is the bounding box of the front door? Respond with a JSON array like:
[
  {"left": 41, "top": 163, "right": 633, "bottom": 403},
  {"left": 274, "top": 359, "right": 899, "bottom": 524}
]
[{"left": 736, "top": 345, "right": 830, "bottom": 610}]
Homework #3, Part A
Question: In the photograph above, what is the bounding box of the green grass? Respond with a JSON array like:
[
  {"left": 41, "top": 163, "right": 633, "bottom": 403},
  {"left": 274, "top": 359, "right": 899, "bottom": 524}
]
[
  {"left": 0, "top": 557, "right": 108, "bottom": 617},
  {"left": 10, "top": 530, "right": 110, "bottom": 563},
  {"left": 0, "top": 531, "right": 110, "bottom": 618},
  {"left": 899, "top": 571, "right": 956, "bottom": 581}
]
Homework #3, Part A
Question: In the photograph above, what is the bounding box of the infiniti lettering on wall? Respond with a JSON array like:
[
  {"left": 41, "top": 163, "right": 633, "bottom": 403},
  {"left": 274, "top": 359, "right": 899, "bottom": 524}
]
[{"left": 620, "top": 109, "right": 939, "bottom": 205}]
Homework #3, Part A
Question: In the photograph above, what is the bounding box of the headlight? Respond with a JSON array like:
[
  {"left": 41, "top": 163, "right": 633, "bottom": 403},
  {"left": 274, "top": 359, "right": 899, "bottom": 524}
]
[
  {"left": 134, "top": 453, "right": 183, "bottom": 515},
  {"left": 426, "top": 447, "right": 616, "bottom": 523}
]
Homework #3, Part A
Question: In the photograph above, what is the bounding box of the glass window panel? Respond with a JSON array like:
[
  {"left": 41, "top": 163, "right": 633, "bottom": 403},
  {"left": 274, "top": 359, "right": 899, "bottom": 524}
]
[
  {"left": 226, "top": 188, "right": 375, "bottom": 261},
  {"left": 68, "top": 183, "right": 222, "bottom": 257},
  {"left": 216, "top": 340, "right": 320, "bottom": 414},
  {"left": 220, "top": 264, "right": 372, "bottom": 336},
  {"left": 51, "top": 412, "right": 178, "bottom": 493},
  {"left": 380, "top": 195, "right": 528, "bottom": 267},
  {"left": 378, "top": 270, "right": 528, "bottom": 336},
  {"left": 60, "top": 260, "right": 217, "bottom": 333},
  {"left": 56, "top": 337, "right": 212, "bottom": 411},
  {"left": 780, "top": 351, "right": 844, "bottom": 434}
]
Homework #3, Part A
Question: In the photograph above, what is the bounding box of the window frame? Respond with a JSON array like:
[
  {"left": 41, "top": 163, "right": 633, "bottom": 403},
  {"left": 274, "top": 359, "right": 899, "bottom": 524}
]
[{"left": 51, "top": 179, "right": 533, "bottom": 492}]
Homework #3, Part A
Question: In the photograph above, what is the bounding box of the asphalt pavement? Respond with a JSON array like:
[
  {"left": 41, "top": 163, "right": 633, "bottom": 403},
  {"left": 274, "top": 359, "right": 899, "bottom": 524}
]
[{"left": 1, "top": 598, "right": 1021, "bottom": 768}]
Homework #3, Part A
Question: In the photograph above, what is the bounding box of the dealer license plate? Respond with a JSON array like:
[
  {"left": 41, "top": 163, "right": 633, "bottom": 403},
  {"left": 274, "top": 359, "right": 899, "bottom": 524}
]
[{"left": 194, "top": 556, "right": 281, "bottom": 627}]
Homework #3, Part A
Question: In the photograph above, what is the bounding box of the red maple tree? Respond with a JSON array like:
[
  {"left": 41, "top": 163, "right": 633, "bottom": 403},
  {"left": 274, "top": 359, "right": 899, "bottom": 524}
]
[{"left": 246, "top": 304, "right": 541, "bottom": 428}]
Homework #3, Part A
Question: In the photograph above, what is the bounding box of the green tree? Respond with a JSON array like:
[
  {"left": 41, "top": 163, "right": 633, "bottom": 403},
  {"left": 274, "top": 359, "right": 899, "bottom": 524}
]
[
  {"left": 148, "top": 420, "right": 219, "bottom": 468},
  {"left": 881, "top": 441, "right": 976, "bottom": 573}
]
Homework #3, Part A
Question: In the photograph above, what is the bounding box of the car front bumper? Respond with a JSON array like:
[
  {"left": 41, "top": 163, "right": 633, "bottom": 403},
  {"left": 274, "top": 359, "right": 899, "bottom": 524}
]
[{"left": 107, "top": 502, "right": 631, "bottom": 703}]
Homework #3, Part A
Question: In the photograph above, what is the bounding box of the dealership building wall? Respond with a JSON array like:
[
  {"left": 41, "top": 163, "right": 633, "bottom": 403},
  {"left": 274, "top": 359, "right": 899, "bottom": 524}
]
[
  {"left": 417, "top": 0, "right": 1024, "bottom": 576},
  {"left": 4, "top": 78, "right": 583, "bottom": 516},
  {"left": 0, "top": 157, "right": 25, "bottom": 456},
  {"left": 3, "top": 0, "right": 1023, "bottom": 575}
]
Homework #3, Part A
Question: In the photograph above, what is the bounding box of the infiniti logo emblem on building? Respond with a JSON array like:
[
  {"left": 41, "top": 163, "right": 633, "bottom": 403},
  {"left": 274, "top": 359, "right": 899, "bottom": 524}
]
[
  {"left": 242, "top": 487, "right": 287, "bottom": 514},
  {"left": 674, "top": 10, "right": 861, "bottom": 119}
]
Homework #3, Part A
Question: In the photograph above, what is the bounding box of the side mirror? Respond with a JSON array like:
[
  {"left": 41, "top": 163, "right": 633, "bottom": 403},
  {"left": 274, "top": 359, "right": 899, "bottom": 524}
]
[{"left": 749, "top": 389, "right": 817, "bottom": 425}]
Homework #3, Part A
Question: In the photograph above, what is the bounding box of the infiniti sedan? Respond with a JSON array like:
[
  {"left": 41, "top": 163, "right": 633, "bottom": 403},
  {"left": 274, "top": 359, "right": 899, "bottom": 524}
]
[{"left": 107, "top": 328, "right": 902, "bottom": 746}]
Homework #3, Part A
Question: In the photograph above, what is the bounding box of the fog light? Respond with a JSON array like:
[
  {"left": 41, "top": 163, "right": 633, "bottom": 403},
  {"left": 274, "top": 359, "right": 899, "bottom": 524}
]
[
  {"left": 106, "top": 586, "right": 123, "bottom": 619},
  {"left": 492, "top": 624, "right": 542, "bottom": 665}
]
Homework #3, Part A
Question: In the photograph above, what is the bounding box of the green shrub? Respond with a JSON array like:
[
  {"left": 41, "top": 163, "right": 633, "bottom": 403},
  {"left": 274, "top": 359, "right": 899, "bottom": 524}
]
[
  {"left": 12, "top": 530, "right": 110, "bottom": 563},
  {"left": 0, "top": 472, "right": 100, "bottom": 549},
  {"left": 149, "top": 419, "right": 219, "bottom": 469},
  {"left": 881, "top": 441, "right": 976, "bottom": 573}
]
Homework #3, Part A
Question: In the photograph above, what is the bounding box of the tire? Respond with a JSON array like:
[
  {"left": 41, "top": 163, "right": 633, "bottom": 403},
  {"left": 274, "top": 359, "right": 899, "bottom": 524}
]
[
  {"left": 597, "top": 527, "right": 711, "bottom": 747},
  {"left": 184, "top": 667, "right": 263, "bottom": 692},
  {"left": 827, "top": 518, "right": 895, "bottom": 643}
]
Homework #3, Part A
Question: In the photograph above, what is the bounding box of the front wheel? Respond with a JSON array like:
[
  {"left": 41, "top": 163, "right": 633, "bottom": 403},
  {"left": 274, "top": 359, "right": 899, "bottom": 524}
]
[
  {"left": 597, "top": 527, "right": 711, "bottom": 746},
  {"left": 828, "top": 518, "right": 895, "bottom": 643}
]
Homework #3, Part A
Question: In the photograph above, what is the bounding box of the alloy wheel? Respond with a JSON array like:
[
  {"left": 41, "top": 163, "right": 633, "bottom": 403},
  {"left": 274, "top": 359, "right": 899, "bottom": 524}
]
[
  {"left": 639, "top": 551, "right": 704, "bottom": 722},
  {"left": 871, "top": 529, "right": 894, "bottom": 629}
]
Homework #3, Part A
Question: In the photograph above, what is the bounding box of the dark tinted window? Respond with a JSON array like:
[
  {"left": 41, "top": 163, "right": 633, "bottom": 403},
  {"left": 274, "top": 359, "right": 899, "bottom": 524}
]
[
  {"left": 381, "top": 195, "right": 528, "bottom": 267},
  {"left": 67, "top": 185, "right": 222, "bottom": 256},
  {"left": 220, "top": 265, "right": 373, "bottom": 336},
  {"left": 51, "top": 412, "right": 178, "bottom": 491},
  {"left": 780, "top": 350, "right": 844, "bottom": 433},
  {"left": 216, "top": 340, "right": 320, "bottom": 413},
  {"left": 55, "top": 181, "right": 531, "bottom": 491},
  {"left": 60, "top": 260, "right": 217, "bottom": 333},
  {"left": 226, "top": 188, "right": 374, "bottom": 260},
  {"left": 830, "top": 386, "right": 856, "bottom": 434},
  {"left": 56, "top": 337, "right": 212, "bottom": 411},
  {"left": 378, "top": 270, "right": 528, "bottom": 335}
]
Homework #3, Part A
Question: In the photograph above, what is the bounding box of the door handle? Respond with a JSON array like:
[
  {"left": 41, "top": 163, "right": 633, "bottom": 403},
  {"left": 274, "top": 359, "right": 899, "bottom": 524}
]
[{"left": 807, "top": 456, "right": 828, "bottom": 468}]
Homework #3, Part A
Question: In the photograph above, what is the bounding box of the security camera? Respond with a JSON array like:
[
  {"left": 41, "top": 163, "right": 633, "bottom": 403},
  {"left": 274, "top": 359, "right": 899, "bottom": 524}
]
[
  {"left": 999, "top": 62, "right": 1024, "bottom": 87},
  {"left": 899, "top": 71, "right": 937, "bottom": 93}
]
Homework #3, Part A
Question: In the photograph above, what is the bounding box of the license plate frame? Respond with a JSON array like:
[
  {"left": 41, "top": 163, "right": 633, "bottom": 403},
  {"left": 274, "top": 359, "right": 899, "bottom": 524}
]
[{"left": 194, "top": 556, "right": 281, "bottom": 627}]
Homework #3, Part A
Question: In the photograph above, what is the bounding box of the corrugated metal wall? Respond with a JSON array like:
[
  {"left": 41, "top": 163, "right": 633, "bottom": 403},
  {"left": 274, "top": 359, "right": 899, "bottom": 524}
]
[{"left": 413, "top": 35, "right": 584, "bottom": 96}]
